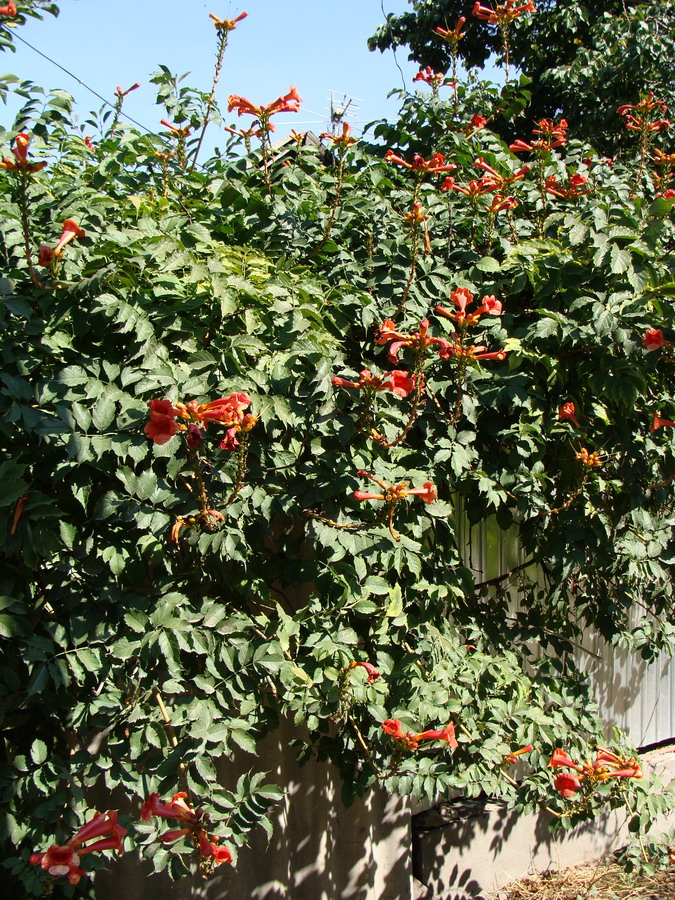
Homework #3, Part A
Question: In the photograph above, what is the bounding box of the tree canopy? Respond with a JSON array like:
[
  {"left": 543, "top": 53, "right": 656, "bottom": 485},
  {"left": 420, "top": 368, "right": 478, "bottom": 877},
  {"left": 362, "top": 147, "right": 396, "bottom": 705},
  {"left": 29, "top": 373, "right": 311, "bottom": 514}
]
[{"left": 369, "top": 1, "right": 675, "bottom": 152}]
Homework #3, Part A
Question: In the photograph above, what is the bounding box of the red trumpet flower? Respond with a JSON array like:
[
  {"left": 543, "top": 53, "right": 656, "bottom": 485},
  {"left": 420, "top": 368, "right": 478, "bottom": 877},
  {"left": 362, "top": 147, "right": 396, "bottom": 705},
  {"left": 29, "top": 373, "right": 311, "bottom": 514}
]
[
  {"left": 142, "top": 792, "right": 232, "bottom": 866},
  {"left": 332, "top": 368, "right": 415, "bottom": 398},
  {"left": 472, "top": 1, "right": 535, "bottom": 26},
  {"left": 545, "top": 173, "right": 590, "bottom": 199},
  {"left": 413, "top": 66, "right": 445, "bottom": 88},
  {"left": 643, "top": 328, "right": 665, "bottom": 350},
  {"left": 53, "top": 218, "right": 85, "bottom": 255},
  {"left": 115, "top": 82, "right": 140, "bottom": 99},
  {"left": 441, "top": 175, "right": 498, "bottom": 197},
  {"left": 652, "top": 412, "right": 675, "bottom": 432},
  {"left": 0, "top": 132, "right": 47, "bottom": 173},
  {"left": 435, "top": 17, "right": 466, "bottom": 43},
  {"left": 504, "top": 744, "right": 533, "bottom": 765},
  {"left": 210, "top": 10, "right": 248, "bottom": 31},
  {"left": 30, "top": 811, "right": 126, "bottom": 886},
  {"left": 228, "top": 86, "right": 302, "bottom": 120},
  {"left": 510, "top": 119, "right": 568, "bottom": 154},
  {"left": 436, "top": 288, "right": 503, "bottom": 326},
  {"left": 384, "top": 149, "right": 457, "bottom": 176},
  {"left": 347, "top": 661, "right": 381, "bottom": 683},
  {"left": 558, "top": 402, "right": 580, "bottom": 428},
  {"left": 554, "top": 772, "right": 582, "bottom": 797},
  {"left": 354, "top": 471, "right": 437, "bottom": 505},
  {"left": 618, "top": 92, "right": 670, "bottom": 133},
  {"left": 474, "top": 157, "right": 530, "bottom": 189},
  {"left": 382, "top": 719, "right": 458, "bottom": 751},
  {"left": 488, "top": 193, "right": 518, "bottom": 213},
  {"left": 374, "top": 317, "right": 452, "bottom": 363}
]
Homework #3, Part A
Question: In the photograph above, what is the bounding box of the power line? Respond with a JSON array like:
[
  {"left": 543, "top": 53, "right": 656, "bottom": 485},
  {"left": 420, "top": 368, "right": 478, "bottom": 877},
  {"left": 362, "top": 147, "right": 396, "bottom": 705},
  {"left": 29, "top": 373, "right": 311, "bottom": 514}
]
[{"left": 11, "top": 31, "right": 153, "bottom": 135}]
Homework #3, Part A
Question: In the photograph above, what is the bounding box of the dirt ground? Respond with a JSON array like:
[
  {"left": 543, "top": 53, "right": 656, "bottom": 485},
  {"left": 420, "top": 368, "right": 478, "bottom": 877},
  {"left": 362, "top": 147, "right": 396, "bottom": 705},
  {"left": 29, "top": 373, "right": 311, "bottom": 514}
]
[{"left": 498, "top": 860, "right": 675, "bottom": 900}]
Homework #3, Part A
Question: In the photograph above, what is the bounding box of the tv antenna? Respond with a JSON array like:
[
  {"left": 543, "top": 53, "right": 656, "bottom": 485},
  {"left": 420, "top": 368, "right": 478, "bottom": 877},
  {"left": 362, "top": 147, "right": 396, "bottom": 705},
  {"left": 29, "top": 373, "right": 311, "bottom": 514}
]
[{"left": 326, "top": 90, "right": 362, "bottom": 135}]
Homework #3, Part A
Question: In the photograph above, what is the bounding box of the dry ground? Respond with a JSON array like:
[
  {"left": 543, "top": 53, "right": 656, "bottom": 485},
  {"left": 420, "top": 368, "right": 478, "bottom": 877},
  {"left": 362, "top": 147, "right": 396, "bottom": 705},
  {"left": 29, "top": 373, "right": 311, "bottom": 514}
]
[{"left": 499, "top": 860, "right": 675, "bottom": 900}]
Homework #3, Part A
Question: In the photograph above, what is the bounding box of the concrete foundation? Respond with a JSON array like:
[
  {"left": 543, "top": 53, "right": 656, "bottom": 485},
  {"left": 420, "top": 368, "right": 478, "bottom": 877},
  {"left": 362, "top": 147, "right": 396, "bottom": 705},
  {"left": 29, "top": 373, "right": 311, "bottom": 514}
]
[{"left": 412, "top": 746, "right": 675, "bottom": 899}]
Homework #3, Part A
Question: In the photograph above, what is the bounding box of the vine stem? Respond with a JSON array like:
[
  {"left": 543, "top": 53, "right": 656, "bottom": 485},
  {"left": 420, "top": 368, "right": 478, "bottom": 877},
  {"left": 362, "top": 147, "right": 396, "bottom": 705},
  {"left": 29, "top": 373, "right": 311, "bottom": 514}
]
[
  {"left": 17, "top": 170, "right": 44, "bottom": 288},
  {"left": 370, "top": 346, "right": 427, "bottom": 449},
  {"left": 186, "top": 445, "right": 216, "bottom": 529},
  {"left": 190, "top": 29, "right": 228, "bottom": 172},
  {"left": 155, "top": 689, "right": 188, "bottom": 794},
  {"left": 307, "top": 152, "right": 346, "bottom": 259},
  {"left": 348, "top": 714, "right": 384, "bottom": 780},
  {"left": 303, "top": 507, "right": 388, "bottom": 533},
  {"left": 223, "top": 434, "right": 250, "bottom": 506},
  {"left": 395, "top": 180, "right": 422, "bottom": 319},
  {"left": 257, "top": 113, "right": 273, "bottom": 196},
  {"left": 109, "top": 96, "right": 124, "bottom": 136},
  {"left": 500, "top": 23, "right": 511, "bottom": 83}
]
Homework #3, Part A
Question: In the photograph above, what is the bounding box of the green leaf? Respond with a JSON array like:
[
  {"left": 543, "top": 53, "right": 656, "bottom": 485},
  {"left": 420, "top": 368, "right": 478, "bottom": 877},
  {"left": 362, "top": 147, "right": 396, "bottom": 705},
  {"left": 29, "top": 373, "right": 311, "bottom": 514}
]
[
  {"left": 474, "top": 257, "right": 501, "bottom": 273},
  {"left": 92, "top": 391, "right": 117, "bottom": 431},
  {"left": 385, "top": 583, "right": 403, "bottom": 618},
  {"left": 609, "top": 244, "right": 632, "bottom": 274},
  {"left": 31, "top": 739, "right": 48, "bottom": 765}
]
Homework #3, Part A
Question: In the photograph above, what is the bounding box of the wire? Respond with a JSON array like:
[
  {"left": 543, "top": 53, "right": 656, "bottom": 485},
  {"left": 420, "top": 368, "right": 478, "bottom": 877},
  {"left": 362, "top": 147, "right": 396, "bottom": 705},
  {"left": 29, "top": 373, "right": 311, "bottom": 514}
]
[
  {"left": 379, "top": 0, "right": 407, "bottom": 92},
  {"left": 11, "top": 31, "right": 153, "bottom": 135}
]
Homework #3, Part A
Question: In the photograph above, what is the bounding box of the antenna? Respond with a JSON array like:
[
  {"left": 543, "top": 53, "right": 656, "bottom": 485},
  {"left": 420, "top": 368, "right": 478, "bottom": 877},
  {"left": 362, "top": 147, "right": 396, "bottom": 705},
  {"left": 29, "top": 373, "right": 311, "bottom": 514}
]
[{"left": 326, "top": 90, "right": 362, "bottom": 135}]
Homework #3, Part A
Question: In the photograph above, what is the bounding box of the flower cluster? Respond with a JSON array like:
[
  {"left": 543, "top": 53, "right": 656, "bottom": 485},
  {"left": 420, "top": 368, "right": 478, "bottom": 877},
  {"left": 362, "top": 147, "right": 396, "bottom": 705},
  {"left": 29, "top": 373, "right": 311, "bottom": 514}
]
[
  {"left": 435, "top": 289, "right": 507, "bottom": 361},
  {"left": 384, "top": 150, "right": 457, "bottom": 177},
  {"left": 442, "top": 157, "right": 527, "bottom": 199},
  {"left": 618, "top": 92, "right": 670, "bottom": 134},
  {"left": 332, "top": 369, "right": 415, "bottom": 398},
  {"left": 30, "top": 812, "right": 126, "bottom": 886},
  {"left": 382, "top": 719, "right": 458, "bottom": 751},
  {"left": 442, "top": 174, "right": 499, "bottom": 198},
  {"left": 224, "top": 123, "right": 264, "bottom": 142},
  {"left": 0, "top": 2, "right": 16, "bottom": 17},
  {"left": 510, "top": 118, "right": 568, "bottom": 154},
  {"left": 545, "top": 173, "right": 590, "bottom": 199},
  {"left": 472, "top": 1, "right": 535, "bottom": 26},
  {"left": 320, "top": 122, "right": 357, "bottom": 148},
  {"left": 354, "top": 470, "right": 437, "bottom": 505},
  {"left": 576, "top": 448, "right": 602, "bottom": 467},
  {"left": 115, "top": 82, "right": 140, "bottom": 99},
  {"left": 209, "top": 10, "right": 248, "bottom": 31},
  {"left": 42, "top": 218, "right": 86, "bottom": 268},
  {"left": 474, "top": 156, "right": 531, "bottom": 189},
  {"left": 488, "top": 194, "right": 518, "bottom": 213},
  {"left": 436, "top": 288, "right": 502, "bottom": 326},
  {"left": 160, "top": 119, "right": 193, "bottom": 138},
  {"left": 434, "top": 17, "right": 466, "bottom": 44},
  {"left": 145, "top": 393, "right": 256, "bottom": 449},
  {"left": 228, "top": 86, "right": 302, "bottom": 122},
  {"left": 549, "top": 747, "right": 642, "bottom": 798},
  {"left": 0, "top": 132, "right": 47, "bottom": 174},
  {"left": 141, "top": 792, "right": 232, "bottom": 865},
  {"left": 375, "top": 317, "right": 452, "bottom": 363},
  {"left": 413, "top": 66, "right": 445, "bottom": 89}
]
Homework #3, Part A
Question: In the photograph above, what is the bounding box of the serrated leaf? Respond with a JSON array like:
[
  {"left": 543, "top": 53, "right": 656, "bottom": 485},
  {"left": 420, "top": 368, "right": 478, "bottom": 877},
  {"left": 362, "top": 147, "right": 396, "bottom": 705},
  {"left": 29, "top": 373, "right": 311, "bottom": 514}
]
[{"left": 385, "top": 583, "right": 403, "bottom": 618}]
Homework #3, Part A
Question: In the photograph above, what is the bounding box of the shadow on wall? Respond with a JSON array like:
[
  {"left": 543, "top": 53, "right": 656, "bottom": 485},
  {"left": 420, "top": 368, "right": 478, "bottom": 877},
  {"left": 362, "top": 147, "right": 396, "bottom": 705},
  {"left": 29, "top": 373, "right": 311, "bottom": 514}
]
[
  {"left": 95, "top": 716, "right": 412, "bottom": 900},
  {"left": 412, "top": 798, "right": 624, "bottom": 899},
  {"left": 413, "top": 800, "right": 621, "bottom": 900}
]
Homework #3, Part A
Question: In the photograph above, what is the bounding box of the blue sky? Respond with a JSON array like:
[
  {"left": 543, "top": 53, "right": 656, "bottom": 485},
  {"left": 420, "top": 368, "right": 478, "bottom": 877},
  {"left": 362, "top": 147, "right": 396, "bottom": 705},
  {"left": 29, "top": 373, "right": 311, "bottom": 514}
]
[{"left": 1, "top": 0, "right": 440, "bottom": 152}]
